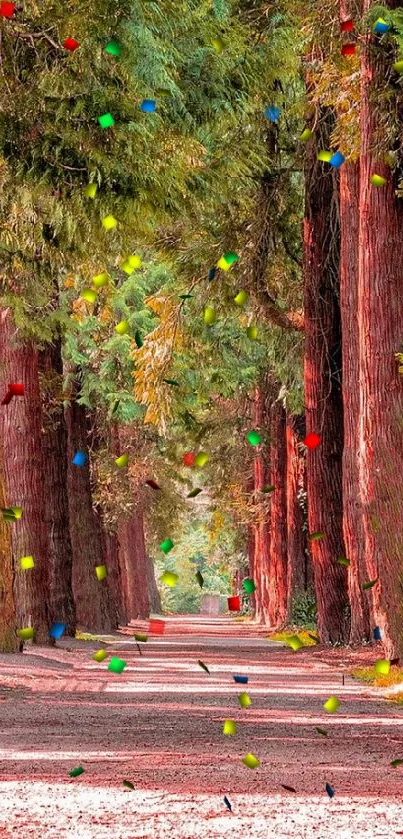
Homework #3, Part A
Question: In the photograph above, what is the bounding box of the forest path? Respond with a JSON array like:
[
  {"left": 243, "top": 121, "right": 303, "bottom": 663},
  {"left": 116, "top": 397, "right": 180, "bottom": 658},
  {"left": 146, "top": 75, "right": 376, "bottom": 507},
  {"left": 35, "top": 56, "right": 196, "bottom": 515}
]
[{"left": 1, "top": 614, "right": 403, "bottom": 837}]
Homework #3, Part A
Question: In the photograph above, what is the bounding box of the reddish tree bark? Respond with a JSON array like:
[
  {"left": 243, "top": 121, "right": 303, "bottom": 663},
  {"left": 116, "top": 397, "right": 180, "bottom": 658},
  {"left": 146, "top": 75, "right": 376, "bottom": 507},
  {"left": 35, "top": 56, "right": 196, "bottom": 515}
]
[
  {"left": 38, "top": 339, "right": 76, "bottom": 635},
  {"left": 303, "top": 111, "right": 350, "bottom": 643},
  {"left": 251, "top": 386, "right": 271, "bottom": 624},
  {"left": 118, "top": 509, "right": 150, "bottom": 620},
  {"left": 268, "top": 400, "right": 288, "bottom": 627},
  {"left": 340, "top": 158, "right": 371, "bottom": 644},
  {"left": 286, "top": 413, "right": 309, "bottom": 618},
  {"left": 357, "top": 1, "right": 403, "bottom": 657},
  {"left": 99, "top": 523, "right": 126, "bottom": 626},
  {"left": 65, "top": 388, "right": 116, "bottom": 632},
  {"left": 145, "top": 552, "right": 162, "bottom": 614},
  {"left": 0, "top": 309, "right": 53, "bottom": 645},
  {"left": 0, "top": 435, "right": 19, "bottom": 652}
]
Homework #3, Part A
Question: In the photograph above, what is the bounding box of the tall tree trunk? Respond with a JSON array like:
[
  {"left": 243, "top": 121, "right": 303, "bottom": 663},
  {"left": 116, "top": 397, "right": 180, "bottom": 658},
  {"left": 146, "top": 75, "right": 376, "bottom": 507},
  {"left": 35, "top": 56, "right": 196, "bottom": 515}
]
[
  {"left": 99, "top": 522, "right": 126, "bottom": 626},
  {"left": 145, "top": 552, "right": 161, "bottom": 614},
  {"left": 357, "top": 0, "right": 403, "bottom": 657},
  {"left": 340, "top": 158, "right": 371, "bottom": 643},
  {"left": 118, "top": 509, "right": 150, "bottom": 620},
  {"left": 0, "top": 309, "right": 52, "bottom": 645},
  {"left": 38, "top": 339, "right": 76, "bottom": 635},
  {"left": 65, "top": 387, "right": 116, "bottom": 632},
  {"left": 0, "top": 436, "right": 18, "bottom": 651},
  {"left": 303, "top": 111, "right": 350, "bottom": 644},
  {"left": 286, "top": 413, "right": 308, "bottom": 619},
  {"left": 247, "top": 527, "right": 256, "bottom": 616},
  {"left": 268, "top": 399, "right": 288, "bottom": 627},
  {"left": 251, "top": 386, "right": 271, "bottom": 624}
]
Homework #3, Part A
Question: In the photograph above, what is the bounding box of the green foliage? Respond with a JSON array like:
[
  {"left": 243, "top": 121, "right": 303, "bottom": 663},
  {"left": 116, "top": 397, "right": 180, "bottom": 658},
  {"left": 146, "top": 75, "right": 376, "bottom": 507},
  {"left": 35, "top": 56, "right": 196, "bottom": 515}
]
[{"left": 290, "top": 590, "right": 317, "bottom": 628}]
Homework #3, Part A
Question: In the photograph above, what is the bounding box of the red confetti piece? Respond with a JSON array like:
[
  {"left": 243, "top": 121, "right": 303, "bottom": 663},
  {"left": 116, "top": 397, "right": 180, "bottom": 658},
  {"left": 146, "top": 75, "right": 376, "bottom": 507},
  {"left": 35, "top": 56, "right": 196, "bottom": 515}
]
[
  {"left": 340, "top": 19, "right": 354, "bottom": 31},
  {"left": 63, "top": 37, "right": 80, "bottom": 51},
  {"left": 1, "top": 383, "right": 24, "bottom": 405},
  {"left": 148, "top": 619, "right": 165, "bottom": 635},
  {"left": 227, "top": 596, "right": 241, "bottom": 612},
  {"left": 0, "top": 1, "right": 15, "bottom": 17},
  {"left": 183, "top": 452, "right": 195, "bottom": 467},
  {"left": 303, "top": 432, "right": 321, "bottom": 450},
  {"left": 341, "top": 43, "right": 356, "bottom": 56}
]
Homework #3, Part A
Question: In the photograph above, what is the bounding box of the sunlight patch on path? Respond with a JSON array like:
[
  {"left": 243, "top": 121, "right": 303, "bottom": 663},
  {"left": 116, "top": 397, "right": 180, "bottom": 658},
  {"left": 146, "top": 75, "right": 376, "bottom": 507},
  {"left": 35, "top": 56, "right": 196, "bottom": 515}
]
[{"left": 0, "top": 782, "right": 402, "bottom": 839}]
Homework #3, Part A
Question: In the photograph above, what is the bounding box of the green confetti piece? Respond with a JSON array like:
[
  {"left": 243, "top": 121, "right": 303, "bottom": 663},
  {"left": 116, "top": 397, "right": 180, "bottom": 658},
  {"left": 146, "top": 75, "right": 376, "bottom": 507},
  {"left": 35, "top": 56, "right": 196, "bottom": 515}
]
[
  {"left": 211, "top": 36, "right": 224, "bottom": 53},
  {"left": 309, "top": 531, "right": 325, "bottom": 541},
  {"left": 390, "top": 759, "right": 403, "bottom": 768},
  {"left": 160, "top": 538, "right": 174, "bottom": 554},
  {"left": 315, "top": 727, "right": 328, "bottom": 737},
  {"left": 337, "top": 556, "right": 350, "bottom": 566},
  {"left": 323, "top": 695, "right": 340, "bottom": 713},
  {"left": 195, "top": 570, "right": 204, "bottom": 588},
  {"left": 393, "top": 60, "right": 403, "bottom": 73},
  {"left": 84, "top": 183, "right": 97, "bottom": 199},
  {"left": 134, "top": 331, "right": 143, "bottom": 348},
  {"left": 242, "top": 753, "right": 260, "bottom": 769},
  {"left": 317, "top": 150, "right": 332, "bottom": 162},
  {"left": 160, "top": 570, "right": 178, "bottom": 587},
  {"left": 163, "top": 378, "right": 179, "bottom": 386},
  {"left": 363, "top": 578, "right": 378, "bottom": 590},
  {"left": 247, "top": 430, "right": 262, "bottom": 446},
  {"left": 98, "top": 112, "right": 115, "bottom": 129},
  {"left": 374, "top": 659, "right": 390, "bottom": 676},
  {"left": 123, "top": 779, "right": 134, "bottom": 789},
  {"left": 223, "top": 719, "right": 236, "bottom": 735},
  {"left": 111, "top": 400, "right": 120, "bottom": 415},
  {"left": 300, "top": 128, "right": 313, "bottom": 141},
  {"left": 187, "top": 488, "right": 202, "bottom": 498},
  {"left": 108, "top": 657, "right": 127, "bottom": 674},
  {"left": 69, "top": 766, "right": 84, "bottom": 778},
  {"left": 242, "top": 578, "right": 256, "bottom": 594},
  {"left": 261, "top": 485, "right": 275, "bottom": 493},
  {"left": 115, "top": 454, "right": 129, "bottom": 468},
  {"left": 93, "top": 649, "right": 107, "bottom": 662},
  {"left": 95, "top": 565, "right": 107, "bottom": 581},
  {"left": 134, "top": 633, "right": 148, "bottom": 642},
  {"left": 198, "top": 660, "right": 210, "bottom": 673},
  {"left": 179, "top": 294, "right": 193, "bottom": 300},
  {"left": 238, "top": 691, "right": 252, "bottom": 708},
  {"left": 105, "top": 40, "right": 121, "bottom": 56}
]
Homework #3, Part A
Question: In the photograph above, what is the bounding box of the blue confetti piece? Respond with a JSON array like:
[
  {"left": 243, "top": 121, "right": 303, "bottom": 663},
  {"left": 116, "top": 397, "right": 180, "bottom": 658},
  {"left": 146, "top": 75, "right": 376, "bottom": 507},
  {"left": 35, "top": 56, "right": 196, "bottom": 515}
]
[
  {"left": 140, "top": 99, "right": 156, "bottom": 112},
  {"left": 329, "top": 151, "right": 345, "bottom": 169},
  {"left": 264, "top": 106, "right": 281, "bottom": 123},
  {"left": 233, "top": 675, "right": 248, "bottom": 684},
  {"left": 374, "top": 20, "right": 390, "bottom": 35},
  {"left": 223, "top": 795, "right": 232, "bottom": 812},
  {"left": 373, "top": 626, "right": 382, "bottom": 640},
  {"left": 208, "top": 267, "right": 216, "bottom": 281},
  {"left": 49, "top": 622, "right": 66, "bottom": 640},
  {"left": 72, "top": 451, "right": 87, "bottom": 467},
  {"left": 326, "top": 783, "right": 335, "bottom": 798}
]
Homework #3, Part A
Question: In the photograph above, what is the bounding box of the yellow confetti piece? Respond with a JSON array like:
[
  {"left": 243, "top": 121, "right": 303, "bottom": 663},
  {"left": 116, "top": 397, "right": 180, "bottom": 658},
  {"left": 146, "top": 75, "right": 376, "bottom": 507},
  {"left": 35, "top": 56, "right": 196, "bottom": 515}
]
[
  {"left": 95, "top": 565, "right": 107, "bottom": 581},
  {"left": 81, "top": 289, "right": 98, "bottom": 304},
  {"left": 161, "top": 571, "right": 179, "bottom": 588},
  {"left": 286, "top": 635, "right": 304, "bottom": 652},
  {"left": 121, "top": 254, "right": 142, "bottom": 274},
  {"left": 115, "top": 454, "right": 129, "bottom": 468},
  {"left": 374, "top": 659, "right": 390, "bottom": 676},
  {"left": 238, "top": 691, "right": 252, "bottom": 708},
  {"left": 323, "top": 695, "right": 340, "bottom": 713},
  {"left": 242, "top": 753, "right": 260, "bottom": 768},
  {"left": 93, "top": 649, "right": 107, "bottom": 662},
  {"left": 92, "top": 272, "right": 109, "bottom": 289},
  {"left": 115, "top": 320, "right": 129, "bottom": 335},
  {"left": 17, "top": 627, "right": 34, "bottom": 640},
  {"left": 223, "top": 720, "right": 237, "bottom": 735},
  {"left": 102, "top": 214, "right": 118, "bottom": 230},
  {"left": 84, "top": 183, "right": 97, "bottom": 199},
  {"left": 20, "top": 555, "right": 34, "bottom": 570}
]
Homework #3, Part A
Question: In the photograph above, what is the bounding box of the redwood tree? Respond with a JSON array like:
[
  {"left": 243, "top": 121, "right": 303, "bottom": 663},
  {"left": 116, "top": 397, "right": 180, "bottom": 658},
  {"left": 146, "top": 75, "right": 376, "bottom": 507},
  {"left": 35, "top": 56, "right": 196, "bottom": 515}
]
[
  {"left": 286, "top": 413, "right": 309, "bottom": 618},
  {"left": 251, "top": 386, "right": 271, "bottom": 624},
  {"left": 0, "top": 435, "right": 18, "bottom": 652},
  {"left": 0, "top": 309, "right": 52, "bottom": 645},
  {"left": 356, "top": 0, "right": 403, "bottom": 657},
  {"left": 268, "top": 399, "right": 288, "bottom": 627},
  {"left": 303, "top": 111, "right": 350, "bottom": 643}
]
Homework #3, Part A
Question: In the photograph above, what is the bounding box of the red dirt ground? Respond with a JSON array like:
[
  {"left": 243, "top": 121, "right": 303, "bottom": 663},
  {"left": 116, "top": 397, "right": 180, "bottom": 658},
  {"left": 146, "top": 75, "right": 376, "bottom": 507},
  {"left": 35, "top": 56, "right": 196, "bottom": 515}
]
[{"left": 1, "top": 614, "right": 403, "bottom": 838}]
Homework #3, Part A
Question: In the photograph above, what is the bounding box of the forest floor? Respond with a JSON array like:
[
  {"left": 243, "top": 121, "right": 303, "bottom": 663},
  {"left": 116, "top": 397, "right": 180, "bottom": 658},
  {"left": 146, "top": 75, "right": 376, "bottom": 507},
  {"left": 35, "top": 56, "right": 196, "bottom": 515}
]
[{"left": 1, "top": 615, "right": 403, "bottom": 838}]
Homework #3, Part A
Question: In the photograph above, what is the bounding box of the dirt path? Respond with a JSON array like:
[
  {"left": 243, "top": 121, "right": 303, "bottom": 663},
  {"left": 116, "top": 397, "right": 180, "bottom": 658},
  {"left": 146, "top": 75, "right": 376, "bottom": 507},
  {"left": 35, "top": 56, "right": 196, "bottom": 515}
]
[{"left": 1, "top": 614, "right": 403, "bottom": 838}]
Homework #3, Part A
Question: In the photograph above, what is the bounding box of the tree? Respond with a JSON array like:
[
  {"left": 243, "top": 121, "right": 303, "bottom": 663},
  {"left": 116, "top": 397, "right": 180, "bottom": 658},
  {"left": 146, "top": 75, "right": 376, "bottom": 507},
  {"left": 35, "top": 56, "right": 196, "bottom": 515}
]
[
  {"left": 0, "top": 434, "right": 18, "bottom": 652},
  {"left": 285, "top": 413, "right": 309, "bottom": 619}
]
